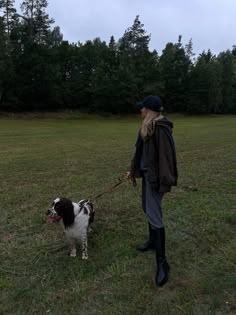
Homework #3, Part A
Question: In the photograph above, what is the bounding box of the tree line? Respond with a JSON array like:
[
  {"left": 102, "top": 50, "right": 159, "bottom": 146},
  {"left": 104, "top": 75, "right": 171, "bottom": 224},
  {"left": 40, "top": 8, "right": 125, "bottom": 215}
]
[{"left": 0, "top": 0, "right": 236, "bottom": 114}]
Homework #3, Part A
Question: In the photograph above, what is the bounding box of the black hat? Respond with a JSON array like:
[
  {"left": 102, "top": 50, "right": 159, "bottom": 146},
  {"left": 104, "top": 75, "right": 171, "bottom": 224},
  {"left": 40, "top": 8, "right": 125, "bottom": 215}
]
[{"left": 136, "top": 95, "right": 164, "bottom": 112}]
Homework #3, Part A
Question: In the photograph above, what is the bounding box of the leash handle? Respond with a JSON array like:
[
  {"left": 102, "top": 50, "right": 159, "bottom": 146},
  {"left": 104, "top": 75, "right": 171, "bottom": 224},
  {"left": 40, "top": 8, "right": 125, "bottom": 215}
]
[
  {"left": 126, "top": 172, "right": 137, "bottom": 187},
  {"left": 128, "top": 175, "right": 137, "bottom": 187},
  {"left": 118, "top": 173, "right": 137, "bottom": 187}
]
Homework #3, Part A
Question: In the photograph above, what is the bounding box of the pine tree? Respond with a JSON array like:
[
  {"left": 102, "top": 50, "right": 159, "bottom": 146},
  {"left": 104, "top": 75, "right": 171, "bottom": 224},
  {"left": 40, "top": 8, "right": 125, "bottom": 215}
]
[
  {"left": 217, "top": 50, "right": 235, "bottom": 113},
  {"left": 108, "top": 35, "right": 117, "bottom": 67},
  {"left": 0, "top": 0, "right": 16, "bottom": 37},
  {"left": 47, "top": 25, "right": 63, "bottom": 48},
  {"left": 0, "top": 16, "right": 7, "bottom": 103},
  {"left": 160, "top": 36, "right": 192, "bottom": 112},
  {"left": 117, "top": 16, "right": 158, "bottom": 106},
  {"left": 0, "top": 15, "right": 17, "bottom": 110},
  {"left": 20, "top": 0, "right": 54, "bottom": 44},
  {"left": 188, "top": 50, "right": 223, "bottom": 114},
  {"left": 118, "top": 15, "right": 150, "bottom": 56},
  {"left": 185, "top": 38, "right": 195, "bottom": 61}
]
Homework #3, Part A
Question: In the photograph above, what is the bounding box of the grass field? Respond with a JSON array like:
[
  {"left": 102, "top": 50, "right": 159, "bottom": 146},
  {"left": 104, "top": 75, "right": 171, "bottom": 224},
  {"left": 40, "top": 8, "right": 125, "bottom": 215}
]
[{"left": 0, "top": 114, "right": 235, "bottom": 315}]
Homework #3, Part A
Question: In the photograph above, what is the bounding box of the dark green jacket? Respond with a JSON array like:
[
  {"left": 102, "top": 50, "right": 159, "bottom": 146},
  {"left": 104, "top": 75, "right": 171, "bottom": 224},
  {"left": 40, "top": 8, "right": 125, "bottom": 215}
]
[{"left": 130, "top": 117, "right": 178, "bottom": 193}]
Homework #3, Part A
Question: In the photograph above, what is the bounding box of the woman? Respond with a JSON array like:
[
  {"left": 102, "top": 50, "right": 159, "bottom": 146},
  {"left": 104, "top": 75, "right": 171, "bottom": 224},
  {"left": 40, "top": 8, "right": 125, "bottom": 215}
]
[{"left": 127, "top": 95, "right": 178, "bottom": 287}]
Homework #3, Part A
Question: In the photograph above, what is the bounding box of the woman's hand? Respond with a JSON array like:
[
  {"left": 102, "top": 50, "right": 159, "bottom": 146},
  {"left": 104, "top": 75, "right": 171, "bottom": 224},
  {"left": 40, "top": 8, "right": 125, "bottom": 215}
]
[
  {"left": 126, "top": 171, "right": 137, "bottom": 186},
  {"left": 126, "top": 171, "right": 132, "bottom": 179}
]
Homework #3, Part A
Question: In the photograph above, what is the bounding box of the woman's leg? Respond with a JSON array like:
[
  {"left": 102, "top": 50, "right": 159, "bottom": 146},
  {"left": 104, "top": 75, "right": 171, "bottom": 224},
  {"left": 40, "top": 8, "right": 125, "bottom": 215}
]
[
  {"left": 143, "top": 173, "right": 164, "bottom": 229},
  {"left": 136, "top": 177, "right": 155, "bottom": 252},
  {"left": 136, "top": 175, "right": 155, "bottom": 251},
  {"left": 143, "top": 174, "right": 170, "bottom": 287}
]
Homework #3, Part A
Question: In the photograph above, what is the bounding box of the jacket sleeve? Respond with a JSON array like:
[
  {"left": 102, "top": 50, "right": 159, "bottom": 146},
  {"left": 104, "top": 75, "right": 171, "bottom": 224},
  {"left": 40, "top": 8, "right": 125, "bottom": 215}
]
[
  {"left": 129, "top": 131, "right": 142, "bottom": 178},
  {"left": 130, "top": 153, "right": 137, "bottom": 175},
  {"left": 155, "top": 126, "right": 178, "bottom": 188}
]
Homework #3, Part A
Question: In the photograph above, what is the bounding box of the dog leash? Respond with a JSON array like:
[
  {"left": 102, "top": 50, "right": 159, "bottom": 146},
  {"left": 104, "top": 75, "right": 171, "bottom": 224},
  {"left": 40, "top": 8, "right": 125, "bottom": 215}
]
[{"left": 89, "top": 174, "right": 137, "bottom": 202}]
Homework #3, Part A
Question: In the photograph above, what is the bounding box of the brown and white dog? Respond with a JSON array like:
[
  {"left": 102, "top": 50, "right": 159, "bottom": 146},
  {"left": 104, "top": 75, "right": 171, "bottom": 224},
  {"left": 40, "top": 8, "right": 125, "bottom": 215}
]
[{"left": 47, "top": 198, "right": 95, "bottom": 259}]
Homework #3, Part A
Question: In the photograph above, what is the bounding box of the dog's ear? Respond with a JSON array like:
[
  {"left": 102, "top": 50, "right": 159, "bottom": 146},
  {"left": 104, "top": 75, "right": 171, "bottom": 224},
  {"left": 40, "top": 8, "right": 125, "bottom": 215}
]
[
  {"left": 54, "top": 198, "right": 68, "bottom": 215},
  {"left": 55, "top": 198, "right": 75, "bottom": 227},
  {"left": 87, "top": 202, "right": 94, "bottom": 211}
]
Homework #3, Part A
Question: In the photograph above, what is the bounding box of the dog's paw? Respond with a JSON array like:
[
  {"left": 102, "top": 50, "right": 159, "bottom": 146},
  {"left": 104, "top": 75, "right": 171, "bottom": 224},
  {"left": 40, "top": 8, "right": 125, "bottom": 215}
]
[
  {"left": 82, "top": 254, "right": 88, "bottom": 260},
  {"left": 70, "top": 251, "right": 77, "bottom": 257}
]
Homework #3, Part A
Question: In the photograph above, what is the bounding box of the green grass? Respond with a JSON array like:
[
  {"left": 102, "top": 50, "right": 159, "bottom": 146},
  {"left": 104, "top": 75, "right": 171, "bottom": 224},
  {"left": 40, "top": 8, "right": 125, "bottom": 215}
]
[{"left": 0, "top": 114, "right": 235, "bottom": 315}]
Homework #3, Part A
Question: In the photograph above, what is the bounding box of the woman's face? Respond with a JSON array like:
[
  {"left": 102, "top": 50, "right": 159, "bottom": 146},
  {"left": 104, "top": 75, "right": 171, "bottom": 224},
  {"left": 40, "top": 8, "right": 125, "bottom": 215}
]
[{"left": 141, "top": 107, "right": 149, "bottom": 119}]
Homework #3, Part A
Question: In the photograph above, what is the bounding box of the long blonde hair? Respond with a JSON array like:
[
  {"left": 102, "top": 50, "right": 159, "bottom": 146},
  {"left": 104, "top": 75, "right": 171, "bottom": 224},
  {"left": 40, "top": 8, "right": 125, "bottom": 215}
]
[{"left": 140, "top": 110, "right": 163, "bottom": 141}]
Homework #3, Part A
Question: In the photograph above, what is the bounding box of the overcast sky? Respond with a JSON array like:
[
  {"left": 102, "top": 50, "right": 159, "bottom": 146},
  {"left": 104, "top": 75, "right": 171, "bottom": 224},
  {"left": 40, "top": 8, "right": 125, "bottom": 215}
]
[{"left": 14, "top": 0, "right": 236, "bottom": 56}]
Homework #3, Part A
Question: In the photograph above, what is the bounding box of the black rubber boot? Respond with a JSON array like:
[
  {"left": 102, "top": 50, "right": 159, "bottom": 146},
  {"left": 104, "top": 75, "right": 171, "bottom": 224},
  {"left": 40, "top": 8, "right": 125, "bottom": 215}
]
[
  {"left": 136, "top": 224, "right": 155, "bottom": 252},
  {"left": 154, "top": 227, "right": 170, "bottom": 287}
]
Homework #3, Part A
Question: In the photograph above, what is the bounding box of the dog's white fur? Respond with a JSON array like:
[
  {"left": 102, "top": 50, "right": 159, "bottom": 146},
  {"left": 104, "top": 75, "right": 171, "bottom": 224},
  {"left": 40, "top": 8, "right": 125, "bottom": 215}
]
[{"left": 47, "top": 198, "right": 95, "bottom": 259}]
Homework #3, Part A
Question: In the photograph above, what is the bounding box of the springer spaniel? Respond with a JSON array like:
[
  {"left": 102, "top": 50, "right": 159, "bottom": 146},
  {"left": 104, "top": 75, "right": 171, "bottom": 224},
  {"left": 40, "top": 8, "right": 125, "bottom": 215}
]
[{"left": 47, "top": 198, "right": 95, "bottom": 259}]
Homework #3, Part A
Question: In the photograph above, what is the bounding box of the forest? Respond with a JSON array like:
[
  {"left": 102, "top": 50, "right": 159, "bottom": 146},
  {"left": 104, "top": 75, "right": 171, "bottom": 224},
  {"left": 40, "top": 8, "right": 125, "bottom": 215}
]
[{"left": 0, "top": 0, "right": 236, "bottom": 114}]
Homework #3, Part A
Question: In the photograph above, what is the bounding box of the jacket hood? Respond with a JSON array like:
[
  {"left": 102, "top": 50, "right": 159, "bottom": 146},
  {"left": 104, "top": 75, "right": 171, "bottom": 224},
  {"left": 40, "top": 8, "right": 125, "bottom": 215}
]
[
  {"left": 155, "top": 117, "right": 173, "bottom": 132},
  {"left": 141, "top": 116, "right": 173, "bottom": 142}
]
